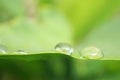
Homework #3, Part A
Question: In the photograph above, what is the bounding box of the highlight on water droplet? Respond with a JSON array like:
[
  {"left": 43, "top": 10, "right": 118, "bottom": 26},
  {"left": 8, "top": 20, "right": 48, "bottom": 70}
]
[
  {"left": 55, "top": 42, "right": 73, "bottom": 55},
  {"left": 15, "top": 50, "right": 28, "bottom": 55},
  {"left": 80, "top": 47, "right": 103, "bottom": 59},
  {"left": 0, "top": 45, "right": 7, "bottom": 54}
]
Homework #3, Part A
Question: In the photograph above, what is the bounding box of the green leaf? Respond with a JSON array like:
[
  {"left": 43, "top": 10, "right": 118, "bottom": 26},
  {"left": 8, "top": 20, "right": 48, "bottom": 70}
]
[
  {"left": 0, "top": 53, "right": 71, "bottom": 61},
  {"left": 0, "top": 0, "right": 120, "bottom": 61}
]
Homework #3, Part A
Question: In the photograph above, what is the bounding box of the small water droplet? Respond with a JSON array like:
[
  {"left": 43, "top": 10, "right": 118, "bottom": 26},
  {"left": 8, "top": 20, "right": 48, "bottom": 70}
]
[
  {"left": 16, "top": 50, "right": 27, "bottom": 55},
  {"left": 80, "top": 47, "right": 103, "bottom": 59},
  {"left": 0, "top": 45, "right": 7, "bottom": 54},
  {"left": 55, "top": 42, "right": 73, "bottom": 55}
]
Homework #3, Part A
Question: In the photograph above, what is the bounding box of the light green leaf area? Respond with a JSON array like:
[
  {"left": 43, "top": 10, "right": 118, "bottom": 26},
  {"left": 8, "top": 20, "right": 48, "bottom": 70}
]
[
  {"left": 0, "top": 9, "right": 72, "bottom": 54},
  {"left": 77, "top": 17, "right": 120, "bottom": 60}
]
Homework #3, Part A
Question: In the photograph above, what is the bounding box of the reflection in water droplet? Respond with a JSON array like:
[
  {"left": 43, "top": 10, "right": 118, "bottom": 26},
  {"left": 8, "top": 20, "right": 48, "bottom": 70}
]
[
  {"left": 0, "top": 45, "right": 7, "bottom": 54},
  {"left": 80, "top": 47, "right": 103, "bottom": 59},
  {"left": 55, "top": 42, "right": 73, "bottom": 55},
  {"left": 16, "top": 50, "right": 27, "bottom": 55}
]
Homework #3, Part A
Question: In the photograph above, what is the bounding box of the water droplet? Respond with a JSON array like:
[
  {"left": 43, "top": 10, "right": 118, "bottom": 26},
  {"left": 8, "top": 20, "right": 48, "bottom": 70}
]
[
  {"left": 16, "top": 50, "right": 27, "bottom": 55},
  {"left": 0, "top": 45, "right": 7, "bottom": 54},
  {"left": 55, "top": 42, "right": 73, "bottom": 55},
  {"left": 80, "top": 47, "right": 103, "bottom": 59}
]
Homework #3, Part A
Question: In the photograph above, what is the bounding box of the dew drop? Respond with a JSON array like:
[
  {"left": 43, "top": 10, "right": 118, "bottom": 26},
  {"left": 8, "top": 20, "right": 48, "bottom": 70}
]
[
  {"left": 0, "top": 45, "right": 7, "bottom": 54},
  {"left": 16, "top": 50, "right": 27, "bottom": 55},
  {"left": 55, "top": 42, "right": 73, "bottom": 55},
  {"left": 80, "top": 47, "right": 103, "bottom": 59}
]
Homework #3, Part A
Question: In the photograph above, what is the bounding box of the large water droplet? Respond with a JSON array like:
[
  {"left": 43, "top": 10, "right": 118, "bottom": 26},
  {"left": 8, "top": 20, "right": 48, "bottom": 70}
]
[
  {"left": 55, "top": 42, "right": 73, "bottom": 55},
  {"left": 80, "top": 47, "right": 103, "bottom": 59},
  {"left": 16, "top": 50, "right": 27, "bottom": 55},
  {"left": 0, "top": 45, "right": 7, "bottom": 54}
]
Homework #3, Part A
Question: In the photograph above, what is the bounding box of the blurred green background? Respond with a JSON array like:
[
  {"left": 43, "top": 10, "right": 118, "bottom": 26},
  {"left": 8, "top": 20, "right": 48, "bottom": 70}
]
[{"left": 0, "top": 0, "right": 120, "bottom": 80}]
